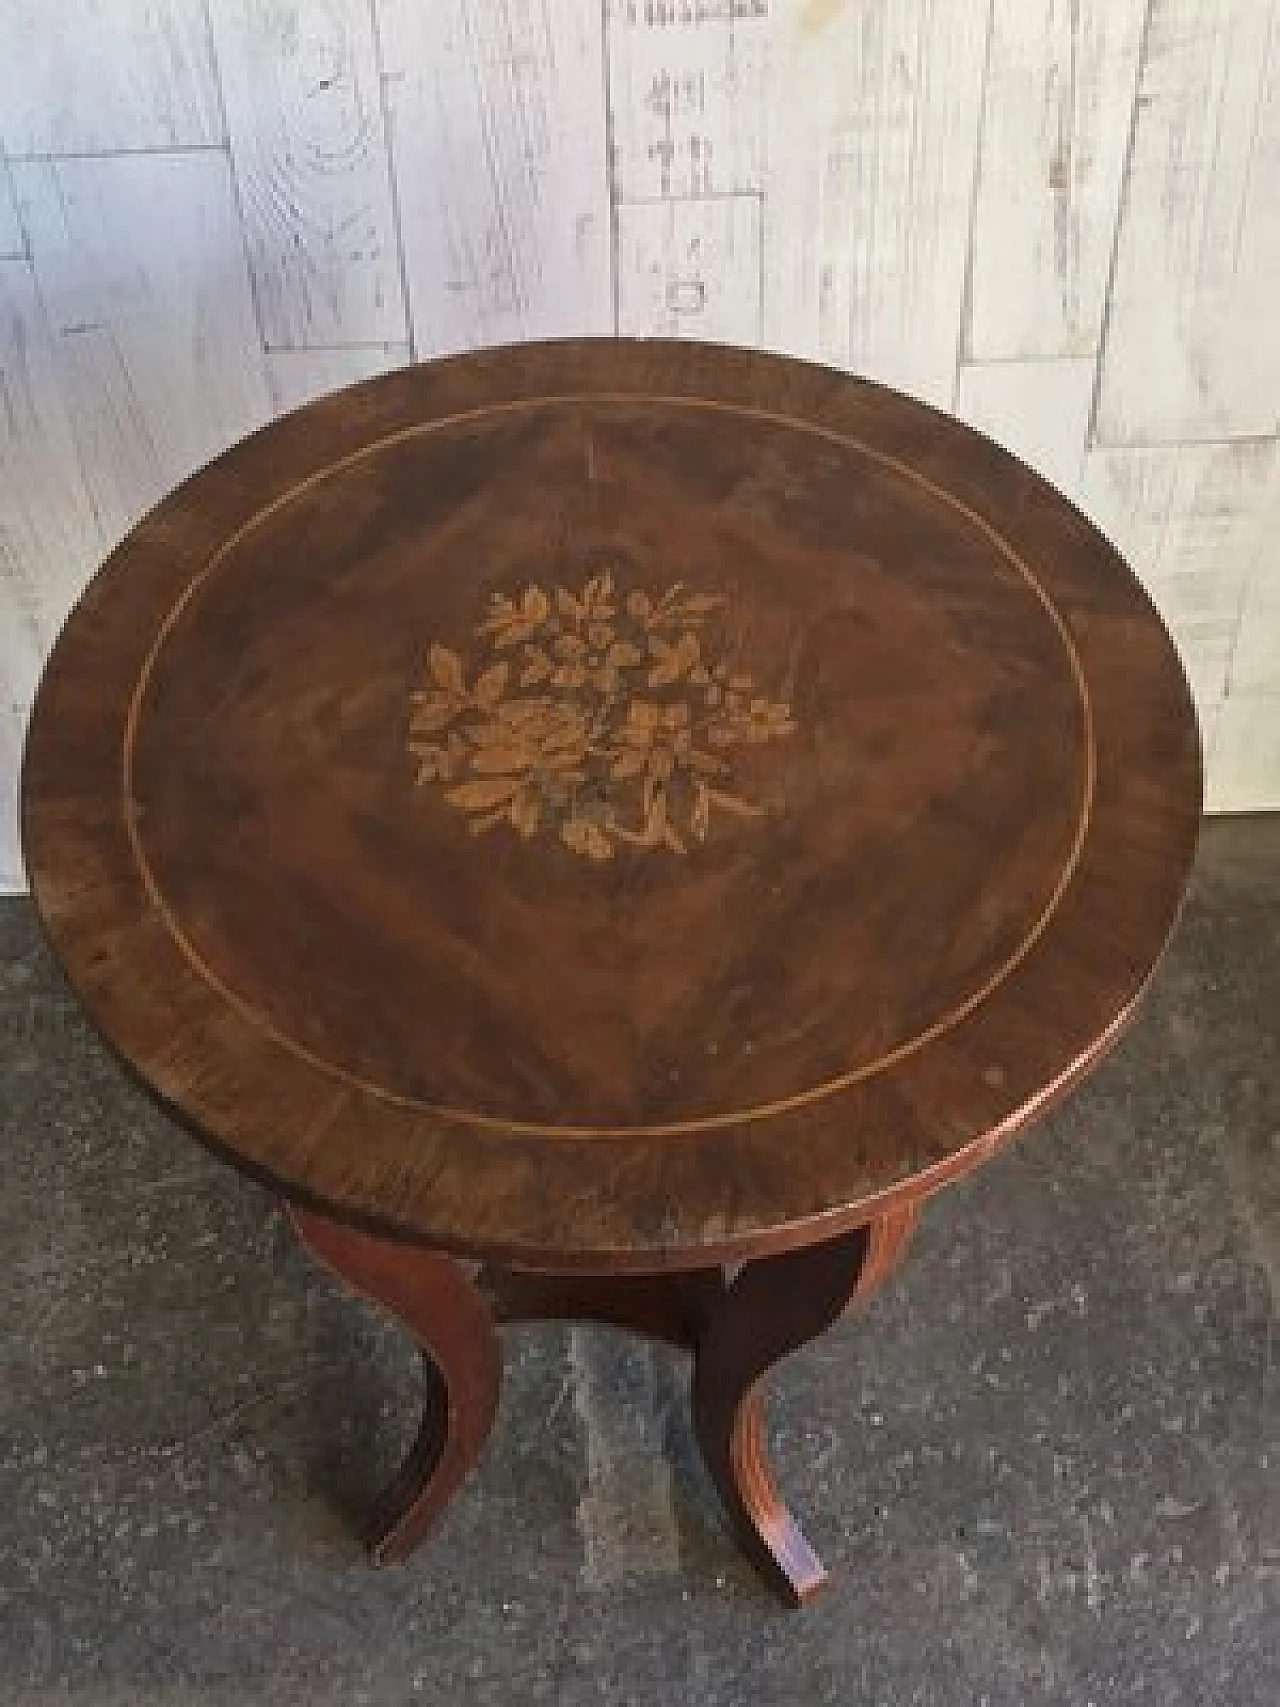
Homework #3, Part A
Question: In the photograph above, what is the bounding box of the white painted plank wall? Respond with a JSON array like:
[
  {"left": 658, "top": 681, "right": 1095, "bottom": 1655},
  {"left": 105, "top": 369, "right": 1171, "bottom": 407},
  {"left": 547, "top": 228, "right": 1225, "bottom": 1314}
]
[
  {"left": 0, "top": 259, "right": 105, "bottom": 695},
  {"left": 2, "top": 0, "right": 1280, "bottom": 891},
  {"left": 265, "top": 342, "right": 411, "bottom": 412},
  {"left": 0, "top": 0, "right": 223, "bottom": 154},
  {"left": 0, "top": 257, "right": 106, "bottom": 887},
  {"left": 0, "top": 167, "right": 23, "bottom": 257},
  {"left": 377, "top": 0, "right": 613, "bottom": 353},
  {"left": 617, "top": 194, "right": 763, "bottom": 342},
  {"left": 1210, "top": 694, "right": 1280, "bottom": 813},
  {"left": 208, "top": 0, "right": 407, "bottom": 347},
  {"left": 1079, "top": 439, "right": 1278, "bottom": 808},
  {"left": 1093, "top": 0, "right": 1280, "bottom": 443},
  {"left": 954, "top": 357, "right": 1095, "bottom": 497},
  {"left": 11, "top": 153, "right": 272, "bottom": 550},
  {"left": 606, "top": 0, "right": 770, "bottom": 200},
  {"left": 608, "top": 0, "right": 769, "bottom": 343},
  {"left": 0, "top": 703, "right": 22, "bottom": 889},
  {"left": 765, "top": 0, "right": 991, "bottom": 406},
  {"left": 967, "top": 0, "right": 1147, "bottom": 361}
]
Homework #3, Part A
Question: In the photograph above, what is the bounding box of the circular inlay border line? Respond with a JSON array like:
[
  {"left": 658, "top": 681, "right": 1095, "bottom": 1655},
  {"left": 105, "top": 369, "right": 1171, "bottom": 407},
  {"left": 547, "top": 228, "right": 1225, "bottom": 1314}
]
[{"left": 120, "top": 392, "right": 1097, "bottom": 1141}]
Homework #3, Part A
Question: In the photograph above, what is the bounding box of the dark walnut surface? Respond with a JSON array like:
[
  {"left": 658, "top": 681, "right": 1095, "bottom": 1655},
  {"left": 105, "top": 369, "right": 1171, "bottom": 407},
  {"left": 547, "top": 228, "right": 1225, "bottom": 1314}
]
[{"left": 22, "top": 340, "right": 1202, "bottom": 1269}]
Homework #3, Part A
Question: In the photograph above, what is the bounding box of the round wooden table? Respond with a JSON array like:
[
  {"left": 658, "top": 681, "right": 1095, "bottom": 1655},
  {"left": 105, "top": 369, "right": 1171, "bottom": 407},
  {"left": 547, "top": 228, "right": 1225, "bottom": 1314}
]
[{"left": 22, "top": 340, "right": 1202, "bottom": 1603}]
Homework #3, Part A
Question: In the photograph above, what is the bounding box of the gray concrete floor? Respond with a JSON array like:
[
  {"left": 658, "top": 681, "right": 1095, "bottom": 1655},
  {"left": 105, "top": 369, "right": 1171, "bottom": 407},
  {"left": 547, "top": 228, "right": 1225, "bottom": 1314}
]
[{"left": 1, "top": 820, "right": 1278, "bottom": 1706}]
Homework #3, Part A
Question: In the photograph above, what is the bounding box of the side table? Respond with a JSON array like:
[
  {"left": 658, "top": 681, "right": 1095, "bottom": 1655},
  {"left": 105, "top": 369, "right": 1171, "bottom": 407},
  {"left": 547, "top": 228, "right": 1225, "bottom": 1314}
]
[{"left": 21, "top": 340, "right": 1202, "bottom": 1602}]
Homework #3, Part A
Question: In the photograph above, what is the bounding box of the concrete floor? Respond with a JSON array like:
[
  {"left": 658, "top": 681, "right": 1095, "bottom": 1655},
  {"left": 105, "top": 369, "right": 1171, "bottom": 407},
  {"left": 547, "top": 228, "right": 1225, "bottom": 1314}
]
[{"left": 1, "top": 818, "right": 1278, "bottom": 1706}]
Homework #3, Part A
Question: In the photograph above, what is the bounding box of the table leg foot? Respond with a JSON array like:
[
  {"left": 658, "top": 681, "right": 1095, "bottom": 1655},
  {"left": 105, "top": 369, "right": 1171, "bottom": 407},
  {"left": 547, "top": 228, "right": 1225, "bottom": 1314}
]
[
  {"left": 692, "top": 1206, "right": 917, "bottom": 1605},
  {"left": 288, "top": 1207, "right": 502, "bottom": 1565}
]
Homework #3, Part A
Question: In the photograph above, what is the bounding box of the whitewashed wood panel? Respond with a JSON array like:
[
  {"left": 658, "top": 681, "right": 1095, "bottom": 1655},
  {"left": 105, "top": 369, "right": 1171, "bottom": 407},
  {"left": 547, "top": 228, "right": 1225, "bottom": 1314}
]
[
  {"left": 1080, "top": 440, "right": 1277, "bottom": 717},
  {"left": 967, "top": 0, "right": 1146, "bottom": 360},
  {"left": 954, "top": 357, "right": 1094, "bottom": 497},
  {"left": 208, "top": 0, "right": 407, "bottom": 347},
  {"left": 1235, "top": 587, "right": 1280, "bottom": 693},
  {"left": 616, "top": 194, "right": 762, "bottom": 343},
  {"left": 606, "top": 0, "right": 770, "bottom": 200},
  {"left": 377, "top": 0, "right": 612, "bottom": 353},
  {"left": 0, "top": 258, "right": 105, "bottom": 714},
  {"left": 0, "top": 1, "right": 222, "bottom": 155},
  {"left": 1230, "top": 582, "right": 1280, "bottom": 696},
  {"left": 0, "top": 253, "right": 105, "bottom": 892},
  {"left": 0, "top": 698, "right": 24, "bottom": 888},
  {"left": 1208, "top": 692, "right": 1280, "bottom": 812},
  {"left": 266, "top": 342, "right": 410, "bottom": 411},
  {"left": 0, "top": 167, "right": 22, "bottom": 257},
  {"left": 11, "top": 153, "right": 272, "bottom": 550},
  {"left": 1226, "top": 460, "right": 1280, "bottom": 695},
  {"left": 1094, "top": 0, "right": 1280, "bottom": 444},
  {"left": 765, "top": 0, "right": 991, "bottom": 406}
]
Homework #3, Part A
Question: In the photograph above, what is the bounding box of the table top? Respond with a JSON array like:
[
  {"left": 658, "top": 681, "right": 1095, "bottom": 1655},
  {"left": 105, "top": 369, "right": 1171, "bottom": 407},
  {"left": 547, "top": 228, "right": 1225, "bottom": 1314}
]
[{"left": 22, "top": 340, "right": 1202, "bottom": 1270}]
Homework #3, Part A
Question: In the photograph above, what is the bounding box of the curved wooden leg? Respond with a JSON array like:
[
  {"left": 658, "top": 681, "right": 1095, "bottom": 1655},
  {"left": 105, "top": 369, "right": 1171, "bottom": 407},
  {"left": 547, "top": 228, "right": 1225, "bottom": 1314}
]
[
  {"left": 692, "top": 1205, "right": 917, "bottom": 1605},
  {"left": 289, "top": 1207, "right": 502, "bottom": 1565}
]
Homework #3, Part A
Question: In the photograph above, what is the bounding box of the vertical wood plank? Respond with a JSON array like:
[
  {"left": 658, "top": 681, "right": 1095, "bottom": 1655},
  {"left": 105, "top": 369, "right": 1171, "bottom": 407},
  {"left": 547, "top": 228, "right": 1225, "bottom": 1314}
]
[
  {"left": 0, "top": 258, "right": 105, "bottom": 715},
  {"left": 966, "top": 0, "right": 1147, "bottom": 360},
  {"left": 0, "top": 697, "right": 23, "bottom": 888},
  {"left": 765, "top": 0, "right": 991, "bottom": 406},
  {"left": 606, "top": 0, "right": 770, "bottom": 200},
  {"left": 1207, "top": 691, "right": 1280, "bottom": 812},
  {"left": 12, "top": 154, "right": 272, "bottom": 549},
  {"left": 0, "top": 1, "right": 222, "bottom": 154},
  {"left": 1079, "top": 439, "right": 1277, "bottom": 717},
  {"left": 207, "top": 0, "right": 408, "bottom": 347},
  {"left": 616, "top": 194, "right": 762, "bottom": 343},
  {"left": 0, "top": 246, "right": 103, "bottom": 885},
  {"left": 1219, "top": 462, "right": 1280, "bottom": 810},
  {"left": 265, "top": 342, "right": 410, "bottom": 411},
  {"left": 954, "top": 356, "right": 1094, "bottom": 496},
  {"left": 1229, "top": 576, "right": 1280, "bottom": 696},
  {"left": 376, "top": 0, "right": 612, "bottom": 353},
  {"left": 1094, "top": 0, "right": 1280, "bottom": 444},
  {"left": 0, "top": 167, "right": 22, "bottom": 257}
]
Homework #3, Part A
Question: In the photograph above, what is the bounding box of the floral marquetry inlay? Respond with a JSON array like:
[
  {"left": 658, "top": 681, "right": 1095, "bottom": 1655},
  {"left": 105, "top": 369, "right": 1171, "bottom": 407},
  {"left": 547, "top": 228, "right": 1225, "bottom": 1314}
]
[{"left": 408, "top": 572, "right": 796, "bottom": 859}]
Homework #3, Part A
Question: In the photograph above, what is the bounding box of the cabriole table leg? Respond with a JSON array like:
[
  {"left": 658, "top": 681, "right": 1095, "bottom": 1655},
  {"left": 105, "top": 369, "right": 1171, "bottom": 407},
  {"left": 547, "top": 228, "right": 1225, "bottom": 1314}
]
[
  {"left": 288, "top": 1202, "right": 916, "bottom": 1601},
  {"left": 288, "top": 1207, "right": 502, "bottom": 1565},
  {"left": 691, "top": 1205, "right": 918, "bottom": 1604}
]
